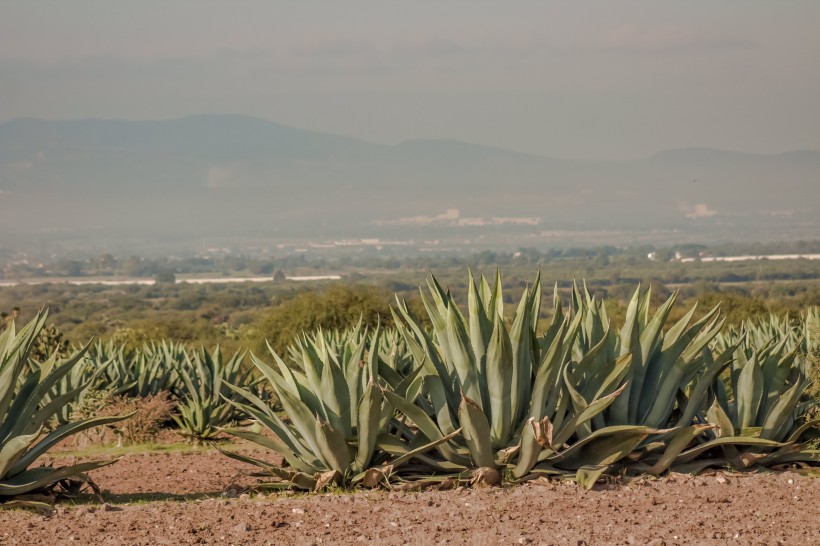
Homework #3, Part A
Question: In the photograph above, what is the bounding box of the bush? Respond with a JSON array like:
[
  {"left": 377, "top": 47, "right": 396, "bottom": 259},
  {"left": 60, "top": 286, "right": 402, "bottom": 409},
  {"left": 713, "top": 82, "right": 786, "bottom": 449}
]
[{"left": 255, "top": 283, "right": 392, "bottom": 353}]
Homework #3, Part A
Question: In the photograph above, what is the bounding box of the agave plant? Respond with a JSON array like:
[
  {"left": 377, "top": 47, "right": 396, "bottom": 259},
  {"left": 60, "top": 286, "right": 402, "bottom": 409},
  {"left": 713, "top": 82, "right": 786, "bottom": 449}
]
[
  {"left": 570, "top": 282, "right": 731, "bottom": 430},
  {"left": 173, "top": 346, "right": 256, "bottom": 442},
  {"left": 40, "top": 354, "right": 109, "bottom": 426},
  {"left": 221, "top": 327, "right": 441, "bottom": 490},
  {"left": 387, "top": 272, "right": 653, "bottom": 488},
  {"left": 565, "top": 282, "right": 756, "bottom": 476},
  {"left": 1, "top": 312, "right": 128, "bottom": 509},
  {"left": 703, "top": 326, "right": 819, "bottom": 469},
  {"left": 218, "top": 274, "right": 819, "bottom": 492},
  {"left": 91, "top": 340, "right": 181, "bottom": 399}
]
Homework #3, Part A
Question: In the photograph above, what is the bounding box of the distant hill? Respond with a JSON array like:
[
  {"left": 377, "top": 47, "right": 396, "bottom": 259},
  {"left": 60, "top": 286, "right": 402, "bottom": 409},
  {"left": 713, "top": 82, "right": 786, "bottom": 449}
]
[{"left": 1, "top": 115, "right": 818, "bottom": 242}]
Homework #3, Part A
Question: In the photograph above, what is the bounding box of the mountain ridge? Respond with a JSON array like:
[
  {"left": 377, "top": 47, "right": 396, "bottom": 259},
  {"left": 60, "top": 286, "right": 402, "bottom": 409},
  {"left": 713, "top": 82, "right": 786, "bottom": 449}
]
[
  {"left": 1, "top": 115, "right": 817, "bottom": 241},
  {"left": 2, "top": 115, "right": 817, "bottom": 162}
]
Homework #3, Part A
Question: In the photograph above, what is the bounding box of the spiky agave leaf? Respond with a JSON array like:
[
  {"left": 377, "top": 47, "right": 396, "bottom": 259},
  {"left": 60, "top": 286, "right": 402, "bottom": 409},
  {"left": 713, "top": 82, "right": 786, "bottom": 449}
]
[
  {"left": 396, "top": 273, "right": 642, "bottom": 485},
  {"left": 172, "top": 346, "right": 255, "bottom": 441},
  {"left": 703, "top": 316, "right": 820, "bottom": 468},
  {"left": 1, "top": 312, "right": 129, "bottom": 507},
  {"left": 221, "top": 327, "right": 430, "bottom": 489}
]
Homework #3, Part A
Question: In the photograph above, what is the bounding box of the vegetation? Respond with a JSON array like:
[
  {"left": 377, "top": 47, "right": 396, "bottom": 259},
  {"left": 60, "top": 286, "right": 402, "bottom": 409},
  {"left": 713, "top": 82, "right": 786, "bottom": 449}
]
[
  {"left": 0, "top": 313, "right": 128, "bottom": 509},
  {"left": 173, "top": 347, "right": 256, "bottom": 441},
  {"left": 221, "top": 326, "right": 429, "bottom": 490},
  {"left": 0, "top": 265, "right": 817, "bottom": 506},
  {"left": 1, "top": 262, "right": 817, "bottom": 359},
  {"left": 257, "top": 284, "right": 393, "bottom": 354},
  {"left": 216, "top": 273, "right": 819, "bottom": 491}
]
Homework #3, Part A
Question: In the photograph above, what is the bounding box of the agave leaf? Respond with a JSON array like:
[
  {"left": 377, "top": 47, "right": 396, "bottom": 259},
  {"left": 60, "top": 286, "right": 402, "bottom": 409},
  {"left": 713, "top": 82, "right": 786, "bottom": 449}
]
[
  {"left": 529, "top": 271, "right": 542, "bottom": 331},
  {"left": 509, "top": 288, "right": 535, "bottom": 425},
  {"left": 0, "top": 374, "right": 41, "bottom": 443},
  {"left": 706, "top": 399, "right": 735, "bottom": 438},
  {"left": 314, "top": 417, "right": 352, "bottom": 473},
  {"left": 393, "top": 298, "right": 459, "bottom": 409},
  {"left": 637, "top": 306, "right": 720, "bottom": 425},
  {"left": 575, "top": 464, "right": 610, "bottom": 490},
  {"left": 354, "top": 381, "right": 382, "bottom": 472},
  {"left": 9, "top": 414, "right": 132, "bottom": 477},
  {"left": 675, "top": 344, "right": 735, "bottom": 428},
  {"left": 458, "top": 394, "right": 496, "bottom": 468},
  {"left": 643, "top": 316, "right": 725, "bottom": 429},
  {"left": 552, "top": 382, "right": 628, "bottom": 448},
  {"left": 217, "top": 448, "right": 317, "bottom": 490},
  {"left": 221, "top": 381, "right": 314, "bottom": 459},
  {"left": 478, "top": 273, "right": 493, "bottom": 314},
  {"left": 549, "top": 425, "right": 656, "bottom": 469},
  {"left": 485, "top": 313, "right": 514, "bottom": 447},
  {"left": 569, "top": 324, "right": 610, "bottom": 387},
  {"left": 467, "top": 269, "right": 492, "bottom": 382},
  {"left": 609, "top": 286, "right": 641, "bottom": 423},
  {"left": 760, "top": 379, "right": 807, "bottom": 441},
  {"left": 531, "top": 316, "right": 571, "bottom": 419},
  {"left": 421, "top": 283, "right": 450, "bottom": 365},
  {"left": 424, "top": 375, "right": 459, "bottom": 435},
  {"left": 646, "top": 425, "right": 712, "bottom": 475},
  {"left": 513, "top": 421, "right": 546, "bottom": 479},
  {"left": 380, "top": 427, "right": 464, "bottom": 470},
  {"left": 661, "top": 302, "right": 698, "bottom": 351},
  {"left": 0, "top": 431, "right": 41, "bottom": 479},
  {"left": 445, "top": 302, "right": 482, "bottom": 408},
  {"left": 736, "top": 356, "right": 764, "bottom": 430},
  {"left": 391, "top": 363, "right": 424, "bottom": 399},
  {"left": 784, "top": 419, "right": 820, "bottom": 444},
  {"left": 272, "top": 385, "right": 327, "bottom": 468},
  {"left": 0, "top": 460, "right": 117, "bottom": 497},
  {"left": 629, "top": 292, "right": 678, "bottom": 421},
  {"left": 318, "top": 354, "right": 351, "bottom": 438},
  {"left": 673, "top": 436, "right": 785, "bottom": 465},
  {"left": 382, "top": 389, "right": 469, "bottom": 465},
  {"left": 222, "top": 425, "right": 318, "bottom": 474},
  {"left": 367, "top": 325, "right": 381, "bottom": 386},
  {"left": 489, "top": 269, "right": 504, "bottom": 320}
]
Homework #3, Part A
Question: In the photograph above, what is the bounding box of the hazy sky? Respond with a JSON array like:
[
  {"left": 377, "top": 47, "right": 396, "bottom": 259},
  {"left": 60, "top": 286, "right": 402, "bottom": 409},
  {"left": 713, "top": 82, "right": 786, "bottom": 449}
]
[{"left": 2, "top": 1, "right": 819, "bottom": 160}]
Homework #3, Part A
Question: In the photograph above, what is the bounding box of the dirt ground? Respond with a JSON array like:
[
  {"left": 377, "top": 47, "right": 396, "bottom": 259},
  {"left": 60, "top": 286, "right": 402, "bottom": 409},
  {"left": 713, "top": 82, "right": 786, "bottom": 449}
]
[{"left": 1, "top": 445, "right": 818, "bottom": 545}]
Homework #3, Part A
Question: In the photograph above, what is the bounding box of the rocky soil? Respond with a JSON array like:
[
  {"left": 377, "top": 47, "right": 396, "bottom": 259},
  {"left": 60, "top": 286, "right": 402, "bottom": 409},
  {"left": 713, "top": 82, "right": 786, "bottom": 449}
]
[{"left": 1, "top": 446, "right": 818, "bottom": 545}]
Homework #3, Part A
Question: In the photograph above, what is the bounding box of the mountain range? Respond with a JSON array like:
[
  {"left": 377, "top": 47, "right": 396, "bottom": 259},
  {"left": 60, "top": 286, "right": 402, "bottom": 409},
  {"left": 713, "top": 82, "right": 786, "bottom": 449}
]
[{"left": 1, "top": 115, "right": 818, "bottom": 245}]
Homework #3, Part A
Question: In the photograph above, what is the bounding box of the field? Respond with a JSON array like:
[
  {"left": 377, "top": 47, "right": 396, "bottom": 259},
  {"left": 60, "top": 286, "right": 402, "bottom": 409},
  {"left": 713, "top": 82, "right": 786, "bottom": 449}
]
[
  {"left": 4, "top": 1, "right": 820, "bottom": 543},
  {"left": 1, "top": 254, "right": 818, "bottom": 545},
  {"left": 1, "top": 438, "right": 818, "bottom": 545}
]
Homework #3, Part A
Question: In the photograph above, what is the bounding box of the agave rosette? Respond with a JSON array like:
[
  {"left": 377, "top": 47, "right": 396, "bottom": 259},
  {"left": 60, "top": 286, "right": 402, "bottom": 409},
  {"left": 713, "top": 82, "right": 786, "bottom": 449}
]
[{"left": 1, "top": 312, "right": 129, "bottom": 508}]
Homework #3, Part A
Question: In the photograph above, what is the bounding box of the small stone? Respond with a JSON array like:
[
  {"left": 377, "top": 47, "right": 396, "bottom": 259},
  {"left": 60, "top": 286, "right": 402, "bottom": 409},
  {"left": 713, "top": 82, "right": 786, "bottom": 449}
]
[
  {"left": 234, "top": 522, "right": 251, "bottom": 532},
  {"left": 223, "top": 483, "right": 242, "bottom": 498},
  {"left": 715, "top": 475, "right": 727, "bottom": 484},
  {"left": 292, "top": 508, "right": 305, "bottom": 514},
  {"left": 102, "top": 503, "right": 122, "bottom": 512},
  {"left": 471, "top": 467, "right": 502, "bottom": 487}
]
